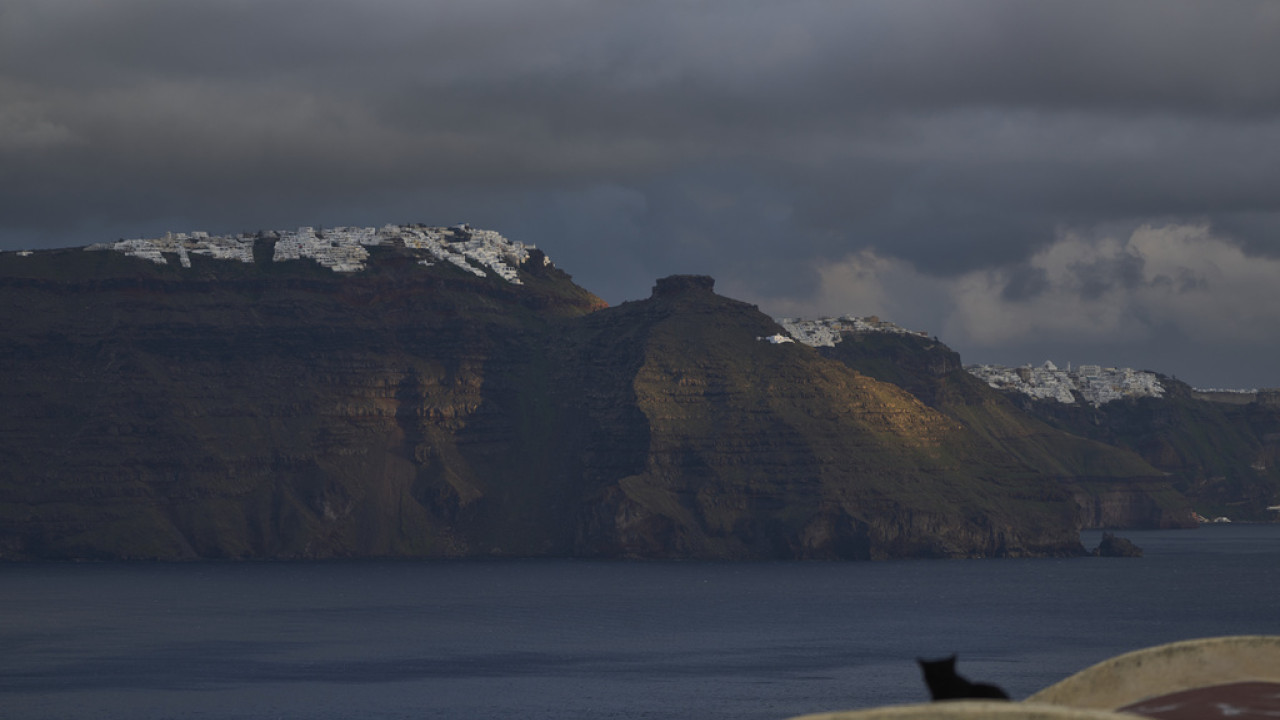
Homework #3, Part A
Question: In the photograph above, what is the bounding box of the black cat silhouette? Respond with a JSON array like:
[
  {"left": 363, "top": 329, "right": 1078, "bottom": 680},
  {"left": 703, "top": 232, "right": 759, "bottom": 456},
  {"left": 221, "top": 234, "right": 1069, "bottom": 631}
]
[{"left": 918, "top": 655, "right": 1010, "bottom": 700}]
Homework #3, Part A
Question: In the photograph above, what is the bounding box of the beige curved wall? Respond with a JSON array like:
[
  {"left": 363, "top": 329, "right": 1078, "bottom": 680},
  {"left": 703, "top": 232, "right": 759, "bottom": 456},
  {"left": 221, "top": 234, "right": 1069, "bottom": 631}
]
[{"left": 1026, "top": 636, "right": 1280, "bottom": 710}]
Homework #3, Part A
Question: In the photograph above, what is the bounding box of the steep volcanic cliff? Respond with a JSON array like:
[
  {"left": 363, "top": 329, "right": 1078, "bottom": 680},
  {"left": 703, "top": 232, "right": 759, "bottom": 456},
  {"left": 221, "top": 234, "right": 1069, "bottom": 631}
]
[
  {"left": 1006, "top": 379, "right": 1280, "bottom": 522},
  {"left": 806, "top": 330, "right": 1195, "bottom": 529},
  {"left": 0, "top": 235, "right": 601, "bottom": 559},
  {"left": 0, "top": 233, "right": 1193, "bottom": 560}
]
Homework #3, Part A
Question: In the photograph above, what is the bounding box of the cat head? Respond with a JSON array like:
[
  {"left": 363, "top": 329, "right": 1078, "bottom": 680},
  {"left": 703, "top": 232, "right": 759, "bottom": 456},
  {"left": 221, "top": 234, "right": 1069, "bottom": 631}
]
[{"left": 917, "top": 654, "right": 958, "bottom": 675}]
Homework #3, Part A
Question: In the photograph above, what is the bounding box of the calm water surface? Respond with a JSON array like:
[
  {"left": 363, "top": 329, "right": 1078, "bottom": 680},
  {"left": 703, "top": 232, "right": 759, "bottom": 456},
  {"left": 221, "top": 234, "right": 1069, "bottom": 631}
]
[{"left": 3, "top": 525, "right": 1279, "bottom": 720}]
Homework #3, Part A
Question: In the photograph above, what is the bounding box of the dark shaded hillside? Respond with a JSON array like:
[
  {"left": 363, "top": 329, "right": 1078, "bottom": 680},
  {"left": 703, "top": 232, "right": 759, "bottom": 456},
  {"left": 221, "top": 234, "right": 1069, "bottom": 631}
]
[
  {"left": 1007, "top": 380, "right": 1280, "bottom": 521},
  {"left": 814, "top": 332, "right": 1195, "bottom": 529},
  {"left": 0, "top": 243, "right": 604, "bottom": 559}
]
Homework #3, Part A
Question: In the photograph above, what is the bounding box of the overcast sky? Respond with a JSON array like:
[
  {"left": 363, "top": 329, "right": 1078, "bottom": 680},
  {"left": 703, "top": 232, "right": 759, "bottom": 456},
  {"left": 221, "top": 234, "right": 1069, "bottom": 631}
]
[{"left": 4, "top": 1, "right": 1280, "bottom": 387}]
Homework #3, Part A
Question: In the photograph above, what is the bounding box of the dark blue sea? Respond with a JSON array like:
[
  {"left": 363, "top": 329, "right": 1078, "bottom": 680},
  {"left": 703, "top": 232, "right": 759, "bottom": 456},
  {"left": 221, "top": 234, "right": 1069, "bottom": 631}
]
[{"left": 3, "top": 524, "right": 1279, "bottom": 720}]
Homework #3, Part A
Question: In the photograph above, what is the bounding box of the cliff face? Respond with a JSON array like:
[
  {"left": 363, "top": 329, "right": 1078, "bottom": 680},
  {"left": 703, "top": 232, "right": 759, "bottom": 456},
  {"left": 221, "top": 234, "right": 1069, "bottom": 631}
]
[
  {"left": 1071, "top": 482, "right": 1197, "bottom": 529},
  {"left": 1008, "top": 379, "right": 1280, "bottom": 522},
  {"left": 0, "top": 242, "right": 604, "bottom": 559},
  {"left": 0, "top": 245, "right": 1179, "bottom": 560},
  {"left": 814, "top": 332, "right": 1196, "bottom": 529},
  {"left": 566, "top": 278, "right": 1085, "bottom": 559}
]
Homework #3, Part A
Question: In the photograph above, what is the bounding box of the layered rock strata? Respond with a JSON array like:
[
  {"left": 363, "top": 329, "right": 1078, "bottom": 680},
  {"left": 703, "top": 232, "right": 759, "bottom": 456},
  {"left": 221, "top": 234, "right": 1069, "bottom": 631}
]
[{"left": 0, "top": 241, "right": 1200, "bottom": 560}]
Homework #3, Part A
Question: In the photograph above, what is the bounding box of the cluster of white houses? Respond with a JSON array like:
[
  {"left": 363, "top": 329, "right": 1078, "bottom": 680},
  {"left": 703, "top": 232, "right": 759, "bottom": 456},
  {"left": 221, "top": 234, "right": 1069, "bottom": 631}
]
[
  {"left": 92, "top": 231, "right": 257, "bottom": 268},
  {"left": 83, "top": 224, "right": 544, "bottom": 284},
  {"left": 966, "top": 361, "right": 1166, "bottom": 406},
  {"left": 775, "top": 314, "right": 931, "bottom": 347},
  {"left": 771, "top": 313, "right": 1165, "bottom": 407}
]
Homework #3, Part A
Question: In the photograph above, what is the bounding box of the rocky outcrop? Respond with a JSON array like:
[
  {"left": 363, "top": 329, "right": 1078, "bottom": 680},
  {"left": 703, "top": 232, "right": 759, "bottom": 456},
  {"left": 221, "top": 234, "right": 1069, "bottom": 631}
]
[
  {"left": 651, "top": 274, "right": 716, "bottom": 297},
  {"left": 1093, "top": 532, "right": 1143, "bottom": 557}
]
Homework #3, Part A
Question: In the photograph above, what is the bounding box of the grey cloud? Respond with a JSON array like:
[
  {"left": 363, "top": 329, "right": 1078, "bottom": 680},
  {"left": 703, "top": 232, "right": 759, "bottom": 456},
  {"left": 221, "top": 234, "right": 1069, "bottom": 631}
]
[
  {"left": 1213, "top": 212, "right": 1280, "bottom": 257},
  {"left": 1069, "top": 252, "right": 1145, "bottom": 300},
  {"left": 1174, "top": 269, "right": 1208, "bottom": 294},
  {"left": 1000, "top": 264, "right": 1050, "bottom": 302}
]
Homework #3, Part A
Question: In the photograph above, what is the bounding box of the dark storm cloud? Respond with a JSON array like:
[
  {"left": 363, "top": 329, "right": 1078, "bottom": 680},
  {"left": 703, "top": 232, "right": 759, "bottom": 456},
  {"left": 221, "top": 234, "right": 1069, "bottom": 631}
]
[
  {"left": 1000, "top": 264, "right": 1050, "bottom": 302},
  {"left": 4, "top": 0, "right": 1280, "bottom": 384}
]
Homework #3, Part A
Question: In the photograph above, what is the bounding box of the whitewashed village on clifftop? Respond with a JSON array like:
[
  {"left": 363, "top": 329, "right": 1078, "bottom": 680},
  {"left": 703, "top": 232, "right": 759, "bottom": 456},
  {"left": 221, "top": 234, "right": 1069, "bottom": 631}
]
[
  {"left": 966, "top": 361, "right": 1165, "bottom": 407},
  {"left": 776, "top": 314, "right": 931, "bottom": 347},
  {"left": 81, "top": 223, "right": 546, "bottom": 283},
  {"left": 776, "top": 316, "right": 1167, "bottom": 407}
]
